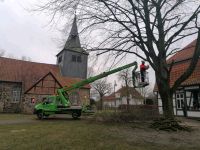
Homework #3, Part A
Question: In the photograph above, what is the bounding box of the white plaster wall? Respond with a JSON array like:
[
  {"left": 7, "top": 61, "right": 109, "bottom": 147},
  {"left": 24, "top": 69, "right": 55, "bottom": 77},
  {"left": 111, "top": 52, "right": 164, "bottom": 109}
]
[
  {"left": 159, "top": 106, "right": 163, "bottom": 114},
  {"left": 158, "top": 98, "right": 162, "bottom": 107},
  {"left": 187, "top": 111, "right": 200, "bottom": 117},
  {"left": 177, "top": 110, "right": 184, "bottom": 116},
  {"left": 103, "top": 97, "right": 143, "bottom": 107}
]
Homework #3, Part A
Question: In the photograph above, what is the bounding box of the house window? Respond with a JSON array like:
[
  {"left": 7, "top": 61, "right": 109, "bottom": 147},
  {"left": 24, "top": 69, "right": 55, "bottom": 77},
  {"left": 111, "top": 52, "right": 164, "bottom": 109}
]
[
  {"left": 72, "top": 55, "right": 76, "bottom": 62},
  {"left": 176, "top": 93, "right": 184, "bottom": 109},
  {"left": 58, "top": 56, "right": 62, "bottom": 63},
  {"left": 192, "top": 91, "right": 200, "bottom": 110},
  {"left": 12, "top": 87, "right": 21, "bottom": 102},
  {"left": 115, "top": 93, "right": 120, "bottom": 98}
]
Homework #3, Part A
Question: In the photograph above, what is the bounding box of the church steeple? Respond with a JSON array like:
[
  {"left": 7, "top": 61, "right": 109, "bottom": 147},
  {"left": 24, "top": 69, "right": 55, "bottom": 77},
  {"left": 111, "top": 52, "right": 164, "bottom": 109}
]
[
  {"left": 64, "top": 16, "right": 81, "bottom": 49},
  {"left": 56, "top": 15, "right": 89, "bottom": 79}
]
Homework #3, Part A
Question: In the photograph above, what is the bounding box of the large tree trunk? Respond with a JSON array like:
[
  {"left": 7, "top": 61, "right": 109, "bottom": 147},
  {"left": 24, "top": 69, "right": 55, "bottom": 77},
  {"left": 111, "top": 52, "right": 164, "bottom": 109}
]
[
  {"left": 156, "top": 63, "right": 174, "bottom": 119},
  {"left": 158, "top": 81, "right": 174, "bottom": 118}
]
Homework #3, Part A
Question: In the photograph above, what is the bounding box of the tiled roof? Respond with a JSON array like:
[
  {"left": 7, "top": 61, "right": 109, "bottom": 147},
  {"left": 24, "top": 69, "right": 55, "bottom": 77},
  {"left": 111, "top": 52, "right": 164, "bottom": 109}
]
[
  {"left": 169, "top": 60, "right": 200, "bottom": 87},
  {"left": 167, "top": 39, "right": 197, "bottom": 63},
  {"left": 103, "top": 86, "right": 143, "bottom": 102},
  {"left": 0, "top": 57, "right": 90, "bottom": 93},
  {"left": 154, "top": 39, "right": 200, "bottom": 91},
  {"left": 168, "top": 39, "right": 200, "bottom": 87}
]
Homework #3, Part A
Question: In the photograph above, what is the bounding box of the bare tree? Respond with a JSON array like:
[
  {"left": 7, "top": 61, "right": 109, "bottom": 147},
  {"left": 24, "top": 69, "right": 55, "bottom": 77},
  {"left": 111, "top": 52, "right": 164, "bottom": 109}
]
[
  {"left": 39, "top": 0, "right": 200, "bottom": 119},
  {"left": 118, "top": 68, "right": 132, "bottom": 106},
  {"left": 0, "top": 50, "right": 32, "bottom": 61},
  {"left": 0, "top": 49, "right": 5, "bottom": 57},
  {"left": 92, "top": 79, "right": 112, "bottom": 110},
  {"left": 138, "top": 86, "right": 152, "bottom": 104},
  {"left": 21, "top": 56, "right": 31, "bottom": 61},
  {"left": 87, "top": 66, "right": 95, "bottom": 78}
]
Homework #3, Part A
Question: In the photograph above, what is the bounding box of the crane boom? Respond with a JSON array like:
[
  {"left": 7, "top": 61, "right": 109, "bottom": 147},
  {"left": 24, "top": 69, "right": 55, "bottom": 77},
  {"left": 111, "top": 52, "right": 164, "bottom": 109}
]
[{"left": 62, "top": 61, "right": 138, "bottom": 92}]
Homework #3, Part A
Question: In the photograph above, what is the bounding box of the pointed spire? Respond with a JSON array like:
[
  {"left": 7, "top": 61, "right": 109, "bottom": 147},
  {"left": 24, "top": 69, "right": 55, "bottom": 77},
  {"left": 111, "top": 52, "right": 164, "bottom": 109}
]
[{"left": 64, "top": 15, "right": 81, "bottom": 49}]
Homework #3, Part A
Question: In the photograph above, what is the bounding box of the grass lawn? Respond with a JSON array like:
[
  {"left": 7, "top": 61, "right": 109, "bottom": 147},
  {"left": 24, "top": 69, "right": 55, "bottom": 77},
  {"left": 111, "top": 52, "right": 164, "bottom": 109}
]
[
  {"left": 0, "top": 114, "right": 33, "bottom": 121},
  {"left": 0, "top": 114, "right": 200, "bottom": 150}
]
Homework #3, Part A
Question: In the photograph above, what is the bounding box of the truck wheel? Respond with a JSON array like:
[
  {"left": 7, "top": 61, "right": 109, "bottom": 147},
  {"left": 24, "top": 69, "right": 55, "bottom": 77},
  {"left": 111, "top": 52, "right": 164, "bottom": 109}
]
[
  {"left": 72, "top": 112, "right": 79, "bottom": 119},
  {"left": 37, "top": 111, "right": 44, "bottom": 120}
]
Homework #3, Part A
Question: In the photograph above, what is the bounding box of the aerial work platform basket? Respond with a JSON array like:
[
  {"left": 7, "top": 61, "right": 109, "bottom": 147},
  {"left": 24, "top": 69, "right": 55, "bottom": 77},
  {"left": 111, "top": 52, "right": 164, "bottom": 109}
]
[{"left": 133, "top": 71, "right": 149, "bottom": 88}]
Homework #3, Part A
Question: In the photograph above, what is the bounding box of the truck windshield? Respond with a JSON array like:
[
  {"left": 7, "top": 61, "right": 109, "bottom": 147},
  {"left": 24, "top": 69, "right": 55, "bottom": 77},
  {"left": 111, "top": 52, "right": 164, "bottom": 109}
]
[{"left": 43, "top": 98, "right": 53, "bottom": 104}]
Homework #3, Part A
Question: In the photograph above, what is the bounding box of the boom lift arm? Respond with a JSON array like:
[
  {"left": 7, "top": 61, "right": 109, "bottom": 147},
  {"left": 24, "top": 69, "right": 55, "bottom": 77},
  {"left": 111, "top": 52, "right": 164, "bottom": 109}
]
[
  {"left": 57, "top": 61, "right": 138, "bottom": 106},
  {"left": 64, "top": 62, "right": 137, "bottom": 91}
]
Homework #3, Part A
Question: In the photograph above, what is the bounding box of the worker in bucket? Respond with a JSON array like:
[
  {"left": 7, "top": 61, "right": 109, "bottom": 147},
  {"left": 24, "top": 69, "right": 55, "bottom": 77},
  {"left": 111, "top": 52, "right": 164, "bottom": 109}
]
[{"left": 140, "top": 61, "right": 149, "bottom": 83}]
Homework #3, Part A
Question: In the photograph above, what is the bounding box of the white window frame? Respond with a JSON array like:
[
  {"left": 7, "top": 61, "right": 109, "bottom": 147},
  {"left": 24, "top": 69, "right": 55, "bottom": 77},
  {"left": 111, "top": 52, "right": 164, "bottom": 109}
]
[
  {"left": 176, "top": 93, "right": 184, "bottom": 109},
  {"left": 12, "top": 87, "right": 21, "bottom": 103}
]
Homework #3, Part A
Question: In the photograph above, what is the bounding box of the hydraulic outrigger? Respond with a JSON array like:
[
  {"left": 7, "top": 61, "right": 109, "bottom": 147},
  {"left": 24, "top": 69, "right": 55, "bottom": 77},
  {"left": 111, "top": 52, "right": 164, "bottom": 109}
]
[{"left": 34, "top": 61, "right": 138, "bottom": 119}]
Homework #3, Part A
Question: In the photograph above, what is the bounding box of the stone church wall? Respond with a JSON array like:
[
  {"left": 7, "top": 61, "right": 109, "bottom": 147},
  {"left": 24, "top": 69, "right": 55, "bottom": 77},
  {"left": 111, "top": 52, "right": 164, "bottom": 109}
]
[{"left": 0, "top": 82, "right": 22, "bottom": 113}]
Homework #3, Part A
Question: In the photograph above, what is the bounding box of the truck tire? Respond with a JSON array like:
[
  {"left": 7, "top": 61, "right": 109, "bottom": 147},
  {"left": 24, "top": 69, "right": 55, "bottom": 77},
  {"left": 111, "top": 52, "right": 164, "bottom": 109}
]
[
  {"left": 37, "top": 111, "right": 44, "bottom": 120},
  {"left": 72, "top": 111, "right": 79, "bottom": 119}
]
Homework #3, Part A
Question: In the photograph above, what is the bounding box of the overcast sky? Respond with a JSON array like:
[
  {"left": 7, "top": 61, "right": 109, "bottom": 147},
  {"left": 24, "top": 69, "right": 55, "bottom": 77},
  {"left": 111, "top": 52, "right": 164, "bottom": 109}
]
[
  {"left": 0, "top": 0, "right": 198, "bottom": 91},
  {"left": 0, "top": 0, "right": 62, "bottom": 64}
]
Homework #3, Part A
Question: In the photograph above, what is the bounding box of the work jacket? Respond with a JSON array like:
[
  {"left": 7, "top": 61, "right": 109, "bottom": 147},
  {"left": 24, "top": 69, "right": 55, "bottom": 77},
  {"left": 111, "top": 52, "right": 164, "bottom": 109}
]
[{"left": 140, "top": 64, "right": 146, "bottom": 71}]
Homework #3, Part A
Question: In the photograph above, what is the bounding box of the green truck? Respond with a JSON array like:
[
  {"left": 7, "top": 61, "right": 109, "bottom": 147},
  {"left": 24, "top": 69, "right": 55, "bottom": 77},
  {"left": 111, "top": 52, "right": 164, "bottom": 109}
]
[{"left": 34, "top": 62, "right": 138, "bottom": 119}]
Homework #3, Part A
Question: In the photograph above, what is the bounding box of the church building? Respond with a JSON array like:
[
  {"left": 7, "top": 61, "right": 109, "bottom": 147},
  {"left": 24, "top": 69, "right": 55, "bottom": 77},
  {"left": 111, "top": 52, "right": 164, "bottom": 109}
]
[{"left": 0, "top": 17, "right": 90, "bottom": 114}]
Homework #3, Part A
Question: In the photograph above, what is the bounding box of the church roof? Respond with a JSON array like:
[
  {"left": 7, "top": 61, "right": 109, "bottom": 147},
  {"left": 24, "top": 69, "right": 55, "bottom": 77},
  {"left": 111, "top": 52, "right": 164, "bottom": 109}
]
[
  {"left": 58, "top": 16, "right": 88, "bottom": 55},
  {"left": 0, "top": 57, "right": 90, "bottom": 93}
]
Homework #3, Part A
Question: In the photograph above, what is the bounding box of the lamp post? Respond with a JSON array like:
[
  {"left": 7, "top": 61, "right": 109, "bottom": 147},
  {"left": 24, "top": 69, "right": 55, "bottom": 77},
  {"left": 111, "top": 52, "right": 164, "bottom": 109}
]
[{"left": 114, "top": 80, "right": 117, "bottom": 108}]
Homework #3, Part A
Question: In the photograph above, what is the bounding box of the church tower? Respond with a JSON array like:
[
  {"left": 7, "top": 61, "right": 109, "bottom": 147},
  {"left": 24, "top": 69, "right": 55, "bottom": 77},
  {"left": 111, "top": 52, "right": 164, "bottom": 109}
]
[{"left": 56, "top": 16, "right": 89, "bottom": 79}]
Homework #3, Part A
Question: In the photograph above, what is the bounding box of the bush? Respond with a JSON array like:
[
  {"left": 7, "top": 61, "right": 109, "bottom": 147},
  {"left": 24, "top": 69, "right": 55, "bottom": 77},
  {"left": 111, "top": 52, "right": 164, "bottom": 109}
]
[{"left": 93, "top": 108, "right": 159, "bottom": 123}]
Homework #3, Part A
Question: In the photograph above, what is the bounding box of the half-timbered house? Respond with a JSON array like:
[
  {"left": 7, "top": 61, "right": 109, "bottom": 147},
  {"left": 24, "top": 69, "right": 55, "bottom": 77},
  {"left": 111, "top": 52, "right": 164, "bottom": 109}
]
[{"left": 156, "top": 39, "right": 200, "bottom": 117}]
